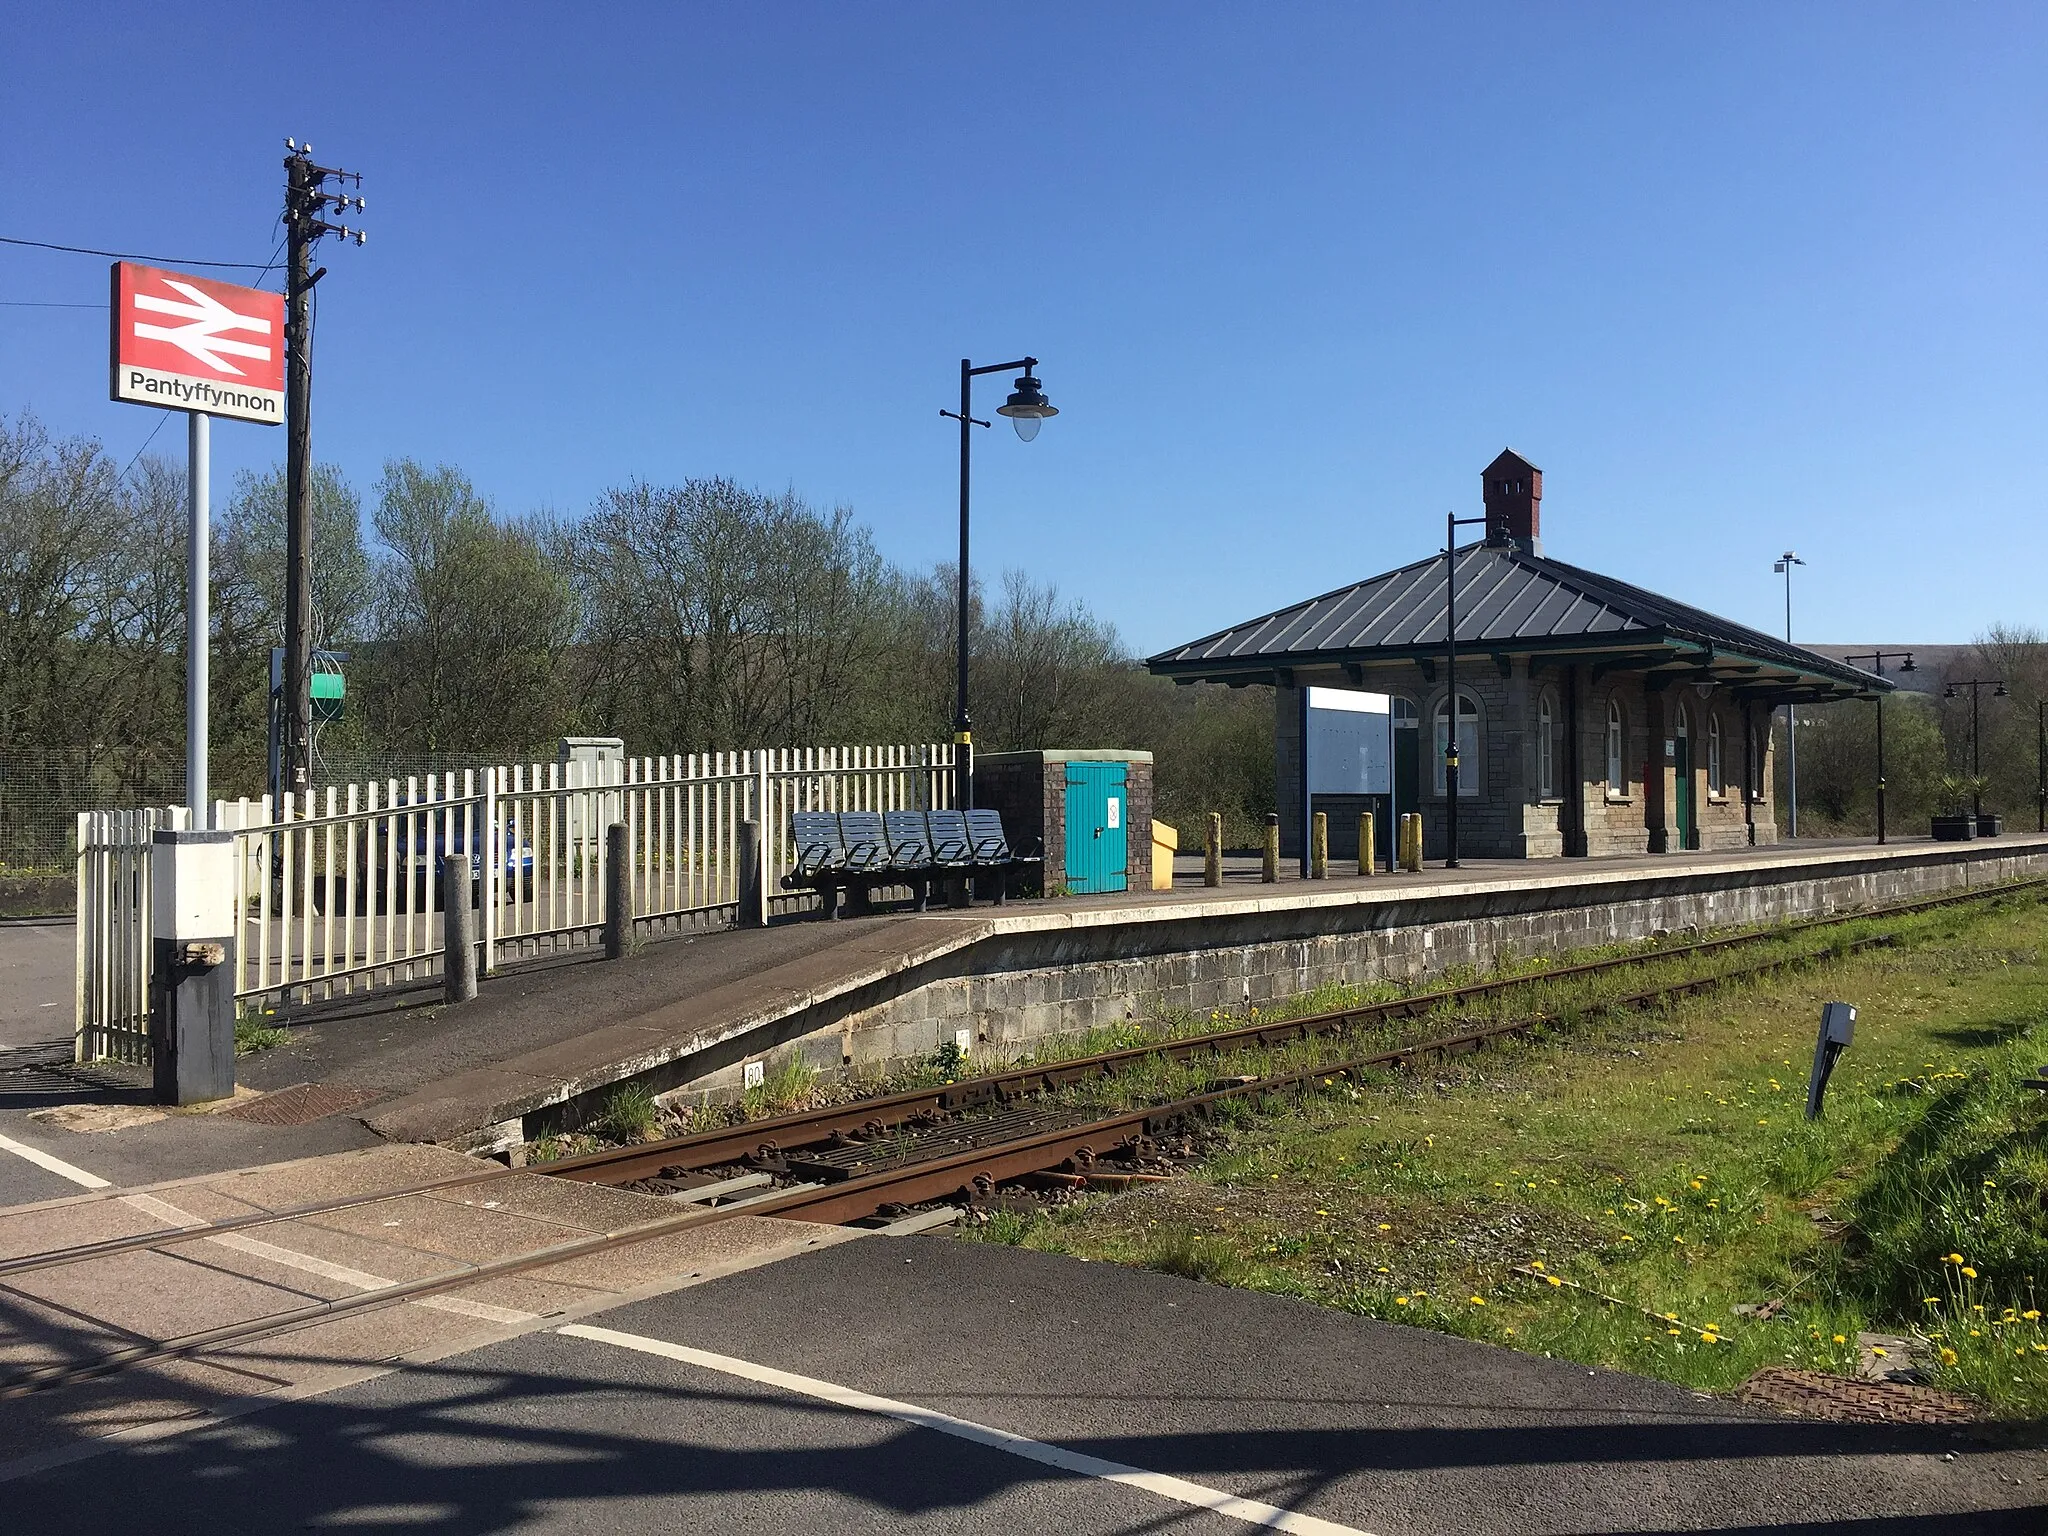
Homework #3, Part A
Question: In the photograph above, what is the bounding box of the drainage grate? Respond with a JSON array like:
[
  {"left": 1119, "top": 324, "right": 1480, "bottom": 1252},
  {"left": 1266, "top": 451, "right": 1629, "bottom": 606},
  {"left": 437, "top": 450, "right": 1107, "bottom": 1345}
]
[
  {"left": 218, "top": 1082, "right": 381, "bottom": 1127},
  {"left": 1735, "top": 1367, "right": 1983, "bottom": 1425},
  {"left": 0, "top": 1049, "right": 150, "bottom": 1107}
]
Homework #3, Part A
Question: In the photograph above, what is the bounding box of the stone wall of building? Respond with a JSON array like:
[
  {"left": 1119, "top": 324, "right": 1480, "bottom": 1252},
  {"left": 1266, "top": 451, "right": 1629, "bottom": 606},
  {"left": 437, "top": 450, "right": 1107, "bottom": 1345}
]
[{"left": 1275, "top": 663, "right": 1781, "bottom": 862}]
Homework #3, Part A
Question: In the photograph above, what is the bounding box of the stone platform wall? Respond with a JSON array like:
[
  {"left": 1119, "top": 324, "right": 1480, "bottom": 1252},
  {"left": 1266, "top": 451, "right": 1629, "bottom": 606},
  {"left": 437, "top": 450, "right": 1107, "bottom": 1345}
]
[{"left": 639, "top": 839, "right": 2048, "bottom": 1116}]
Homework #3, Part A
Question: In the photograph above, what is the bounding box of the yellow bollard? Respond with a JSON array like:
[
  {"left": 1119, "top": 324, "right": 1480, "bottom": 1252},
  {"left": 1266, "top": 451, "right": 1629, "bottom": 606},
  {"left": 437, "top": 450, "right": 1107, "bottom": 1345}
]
[
  {"left": 1310, "top": 811, "right": 1328, "bottom": 878},
  {"left": 1262, "top": 813, "right": 1279, "bottom": 883},
  {"left": 1358, "top": 811, "right": 1375, "bottom": 876},
  {"left": 1205, "top": 812, "right": 1223, "bottom": 888},
  {"left": 1399, "top": 812, "right": 1424, "bottom": 872}
]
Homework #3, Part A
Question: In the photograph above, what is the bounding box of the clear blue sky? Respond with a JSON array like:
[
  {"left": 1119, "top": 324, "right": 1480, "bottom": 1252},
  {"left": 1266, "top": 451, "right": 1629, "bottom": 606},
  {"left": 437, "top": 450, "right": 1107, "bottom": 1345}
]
[{"left": 4, "top": 5, "right": 2041, "bottom": 657}]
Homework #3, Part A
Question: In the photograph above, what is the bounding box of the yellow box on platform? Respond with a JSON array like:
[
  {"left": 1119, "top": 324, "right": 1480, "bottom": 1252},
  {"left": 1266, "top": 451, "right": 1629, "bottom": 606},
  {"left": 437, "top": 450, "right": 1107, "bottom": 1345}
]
[{"left": 1151, "top": 820, "right": 1178, "bottom": 890}]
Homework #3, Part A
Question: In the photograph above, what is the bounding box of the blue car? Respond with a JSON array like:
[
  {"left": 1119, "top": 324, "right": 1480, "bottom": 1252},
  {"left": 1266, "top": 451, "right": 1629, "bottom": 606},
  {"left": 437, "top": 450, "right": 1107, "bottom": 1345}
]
[{"left": 350, "top": 803, "right": 535, "bottom": 912}]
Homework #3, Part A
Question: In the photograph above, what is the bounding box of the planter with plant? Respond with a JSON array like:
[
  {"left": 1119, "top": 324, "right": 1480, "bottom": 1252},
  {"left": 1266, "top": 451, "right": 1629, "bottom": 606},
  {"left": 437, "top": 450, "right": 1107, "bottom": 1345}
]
[{"left": 1931, "top": 773, "right": 1979, "bottom": 841}]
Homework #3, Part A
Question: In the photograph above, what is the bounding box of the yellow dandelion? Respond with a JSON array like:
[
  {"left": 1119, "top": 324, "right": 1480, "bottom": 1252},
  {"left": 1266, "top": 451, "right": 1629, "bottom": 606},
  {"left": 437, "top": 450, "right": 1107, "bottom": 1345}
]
[
  {"left": 1871, "top": 1347, "right": 1889, "bottom": 1358},
  {"left": 1832, "top": 1334, "right": 1847, "bottom": 1344},
  {"left": 1546, "top": 1275, "right": 1563, "bottom": 1288},
  {"left": 1619, "top": 1234, "right": 1635, "bottom": 1242},
  {"left": 1700, "top": 1332, "right": 1719, "bottom": 1345},
  {"left": 2026, "top": 1310, "right": 2041, "bottom": 1321},
  {"left": 1666, "top": 1327, "right": 1681, "bottom": 1336},
  {"left": 1961, "top": 1266, "right": 1978, "bottom": 1279},
  {"left": 1944, "top": 1253, "right": 1965, "bottom": 1264},
  {"left": 1377, "top": 1223, "right": 1392, "bottom": 1231},
  {"left": 1940, "top": 1347, "right": 1958, "bottom": 1366},
  {"left": 1470, "top": 1296, "right": 1486, "bottom": 1306},
  {"left": 1395, "top": 1296, "right": 1410, "bottom": 1306},
  {"left": 1530, "top": 1259, "right": 1546, "bottom": 1271}
]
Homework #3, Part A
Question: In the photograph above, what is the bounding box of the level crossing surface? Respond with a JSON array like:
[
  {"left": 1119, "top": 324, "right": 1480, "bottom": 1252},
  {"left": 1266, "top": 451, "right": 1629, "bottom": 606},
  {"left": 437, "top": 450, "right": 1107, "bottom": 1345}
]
[{"left": 4, "top": 1231, "right": 2042, "bottom": 1534}]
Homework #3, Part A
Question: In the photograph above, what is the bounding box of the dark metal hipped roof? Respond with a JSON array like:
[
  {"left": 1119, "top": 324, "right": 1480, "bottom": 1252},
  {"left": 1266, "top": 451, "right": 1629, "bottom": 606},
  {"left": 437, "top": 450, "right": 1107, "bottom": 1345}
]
[{"left": 1147, "top": 542, "right": 1889, "bottom": 700}]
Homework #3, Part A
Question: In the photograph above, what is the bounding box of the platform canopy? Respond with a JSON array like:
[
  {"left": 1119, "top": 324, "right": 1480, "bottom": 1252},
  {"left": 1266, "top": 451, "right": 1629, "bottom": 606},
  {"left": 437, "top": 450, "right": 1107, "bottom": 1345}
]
[{"left": 1147, "top": 541, "right": 1890, "bottom": 706}]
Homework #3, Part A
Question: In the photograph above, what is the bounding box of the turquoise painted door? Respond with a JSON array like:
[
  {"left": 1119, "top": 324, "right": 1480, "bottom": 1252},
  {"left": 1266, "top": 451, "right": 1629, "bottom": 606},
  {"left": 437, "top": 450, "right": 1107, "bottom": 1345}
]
[{"left": 1064, "top": 763, "right": 1128, "bottom": 893}]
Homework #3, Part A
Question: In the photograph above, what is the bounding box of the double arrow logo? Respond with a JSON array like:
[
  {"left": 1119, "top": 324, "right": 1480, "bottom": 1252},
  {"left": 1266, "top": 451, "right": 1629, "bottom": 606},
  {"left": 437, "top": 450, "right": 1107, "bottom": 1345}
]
[{"left": 131, "top": 279, "right": 273, "bottom": 377}]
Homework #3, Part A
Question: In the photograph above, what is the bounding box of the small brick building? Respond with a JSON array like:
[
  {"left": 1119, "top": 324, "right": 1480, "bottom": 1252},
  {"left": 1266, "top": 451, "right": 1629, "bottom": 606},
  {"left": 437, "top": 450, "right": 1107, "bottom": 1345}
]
[
  {"left": 974, "top": 750, "right": 1154, "bottom": 893},
  {"left": 1148, "top": 450, "right": 1890, "bottom": 862}
]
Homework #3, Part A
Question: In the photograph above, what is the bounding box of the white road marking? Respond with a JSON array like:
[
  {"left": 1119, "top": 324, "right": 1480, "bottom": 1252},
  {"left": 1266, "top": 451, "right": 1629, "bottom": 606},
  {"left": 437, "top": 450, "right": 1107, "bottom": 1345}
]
[
  {"left": 559, "top": 1323, "right": 1376, "bottom": 1536},
  {"left": 118, "top": 1190, "right": 537, "bottom": 1326},
  {"left": 0, "top": 1130, "right": 111, "bottom": 1188}
]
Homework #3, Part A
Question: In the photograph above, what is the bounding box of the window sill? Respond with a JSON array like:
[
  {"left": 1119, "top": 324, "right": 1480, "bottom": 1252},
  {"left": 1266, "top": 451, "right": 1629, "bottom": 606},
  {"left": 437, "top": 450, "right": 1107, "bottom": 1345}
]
[{"left": 1605, "top": 795, "right": 1633, "bottom": 806}]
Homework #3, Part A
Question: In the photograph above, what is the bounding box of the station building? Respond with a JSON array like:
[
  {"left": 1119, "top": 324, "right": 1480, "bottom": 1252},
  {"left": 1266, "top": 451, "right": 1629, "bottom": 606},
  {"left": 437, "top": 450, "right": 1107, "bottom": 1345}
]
[{"left": 1147, "top": 451, "right": 1890, "bottom": 861}]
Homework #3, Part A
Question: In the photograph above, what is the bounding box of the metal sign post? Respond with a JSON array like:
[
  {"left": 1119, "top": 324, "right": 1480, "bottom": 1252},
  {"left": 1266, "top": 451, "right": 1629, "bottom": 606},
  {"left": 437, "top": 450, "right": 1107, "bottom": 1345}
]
[{"left": 186, "top": 410, "right": 210, "bottom": 822}]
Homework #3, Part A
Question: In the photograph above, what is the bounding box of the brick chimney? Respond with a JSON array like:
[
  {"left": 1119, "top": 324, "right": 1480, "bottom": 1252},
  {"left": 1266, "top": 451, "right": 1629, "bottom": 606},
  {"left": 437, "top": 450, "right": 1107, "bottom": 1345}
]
[{"left": 1482, "top": 448, "right": 1542, "bottom": 556}]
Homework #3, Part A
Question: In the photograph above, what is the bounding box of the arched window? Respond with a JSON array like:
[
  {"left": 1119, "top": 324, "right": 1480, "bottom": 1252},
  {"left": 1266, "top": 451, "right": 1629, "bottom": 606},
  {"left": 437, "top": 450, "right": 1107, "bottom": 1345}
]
[
  {"left": 1605, "top": 699, "right": 1626, "bottom": 796},
  {"left": 1537, "top": 693, "right": 1555, "bottom": 800},
  {"left": 1433, "top": 693, "right": 1480, "bottom": 797},
  {"left": 1707, "top": 713, "right": 1723, "bottom": 796}
]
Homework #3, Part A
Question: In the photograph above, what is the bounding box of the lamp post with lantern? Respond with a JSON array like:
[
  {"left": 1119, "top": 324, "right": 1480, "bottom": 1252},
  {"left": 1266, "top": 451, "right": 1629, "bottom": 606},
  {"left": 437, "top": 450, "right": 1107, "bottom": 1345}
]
[
  {"left": 939, "top": 358, "right": 1057, "bottom": 810},
  {"left": 1944, "top": 677, "right": 2007, "bottom": 823},
  {"left": 1843, "top": 650, "right": 1914, "bottom": 844}
]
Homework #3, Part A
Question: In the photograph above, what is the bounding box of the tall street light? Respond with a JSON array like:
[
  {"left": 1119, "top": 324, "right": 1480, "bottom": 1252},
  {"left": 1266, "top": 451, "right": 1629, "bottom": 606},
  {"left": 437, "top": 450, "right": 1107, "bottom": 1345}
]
[
  {"left": 1773, "top": 552, "right": 1805, "bottom": 837},
  {"left": 1442, "top": 510, "right": 1488, "bottom": 868},
  {"left": 1943, "top": 677, "right": 2007, "bottom": 821},
  {"left": 1843, "top": 650, "right": 1914, "bottom": 844},
  {"left": 939, "top": 358, "right": 1057, "bottom": 810}
]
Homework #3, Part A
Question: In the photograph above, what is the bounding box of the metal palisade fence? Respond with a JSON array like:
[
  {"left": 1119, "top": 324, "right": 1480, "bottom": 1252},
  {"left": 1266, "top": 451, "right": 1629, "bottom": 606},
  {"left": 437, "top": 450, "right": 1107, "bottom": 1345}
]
[{"left": 76, "top": 743, "right": 953, "bottom": 1064}]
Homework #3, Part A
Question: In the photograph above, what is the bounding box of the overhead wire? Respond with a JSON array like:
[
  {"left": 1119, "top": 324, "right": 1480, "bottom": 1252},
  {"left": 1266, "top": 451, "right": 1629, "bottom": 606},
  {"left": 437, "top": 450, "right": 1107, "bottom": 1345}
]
[{"left": 0, "top": 234, "right": 272, "bottom": 269}]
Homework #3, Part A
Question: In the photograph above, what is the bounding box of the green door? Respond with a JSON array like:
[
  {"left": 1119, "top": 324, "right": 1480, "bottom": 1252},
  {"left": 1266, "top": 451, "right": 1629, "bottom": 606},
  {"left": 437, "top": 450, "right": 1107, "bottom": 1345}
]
[
  {"left": 1064, "top": 762, "right": 1128, "bottom": 893},
  {"left": 1674, "top": 720, "right": 1696, "bottom": 851},
  {"left": 1393, "top": 702, "right": 1420, "bottom": 839}
]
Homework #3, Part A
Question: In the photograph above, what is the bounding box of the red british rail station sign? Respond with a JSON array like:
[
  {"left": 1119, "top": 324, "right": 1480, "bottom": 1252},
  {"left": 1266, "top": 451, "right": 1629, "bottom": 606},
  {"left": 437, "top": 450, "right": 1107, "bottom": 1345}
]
[{"left": 109, "top": 261, "right": 285, "bottom": 426}]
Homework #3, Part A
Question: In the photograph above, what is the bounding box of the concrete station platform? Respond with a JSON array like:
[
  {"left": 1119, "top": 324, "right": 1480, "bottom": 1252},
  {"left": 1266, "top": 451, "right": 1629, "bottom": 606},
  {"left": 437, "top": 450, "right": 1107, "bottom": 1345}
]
[
  {"left": 8, "top": 833, "right": 2047, "bottom": 1185},
  {"left": 350, "top": 831, "right": 2048, "bottom": 1151},
  {"left": 4, "top": 1232, "right": 2041, "bottom": 1532},
  {"left": 0, "top": 1141, "right": 856, "bottom": 1478}
]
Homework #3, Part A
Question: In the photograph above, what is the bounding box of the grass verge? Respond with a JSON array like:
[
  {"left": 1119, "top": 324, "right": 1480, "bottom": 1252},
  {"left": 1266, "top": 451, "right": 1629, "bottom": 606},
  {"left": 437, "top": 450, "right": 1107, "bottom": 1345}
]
[{"left": 968, "top": 890, "right": 2048, "bottom": 1416}]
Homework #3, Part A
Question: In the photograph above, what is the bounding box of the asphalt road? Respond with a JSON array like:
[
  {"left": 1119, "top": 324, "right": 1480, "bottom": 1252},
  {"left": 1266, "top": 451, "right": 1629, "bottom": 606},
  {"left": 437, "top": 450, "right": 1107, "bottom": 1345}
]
[
  {"left": 7, "top": 1235, "right": 2044, "bottom": 1534},
  {"left": 0, "top": 919, "right": 72, "bottom": 1053}
]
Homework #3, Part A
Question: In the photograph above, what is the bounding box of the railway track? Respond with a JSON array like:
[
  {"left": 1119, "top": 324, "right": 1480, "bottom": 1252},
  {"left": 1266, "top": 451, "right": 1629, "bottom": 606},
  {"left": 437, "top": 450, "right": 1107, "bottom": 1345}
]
[{"left": 0, "top": 874, "right": 2038, "bottom": 1400}]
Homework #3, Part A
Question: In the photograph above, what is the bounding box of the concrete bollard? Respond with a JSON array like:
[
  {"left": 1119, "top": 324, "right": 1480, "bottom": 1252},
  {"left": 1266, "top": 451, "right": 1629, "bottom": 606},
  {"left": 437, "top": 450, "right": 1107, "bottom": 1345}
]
[
  {"left": 443, "top": 854, "right": 478, "bottom": 1003},
  {"left": 603, "top": 821, "right": 632, "bottom": 958},
  {"left": 1262, "top": 813, "right": 1279, "bottom": 882},
  {"left": 1310, "top": 812, "right": 1328, "bottom": 879},
  {"left": 1399, "top": 812, "right": 1424, "bottom": 872},
  {"left": 1359, "top": 811, "right": 1375, "bottom": 876},
  {"left": 1205, "top": 813, "right": 1223, "bottom": 888},
  {"left": 737, "top": 818, "right": 768, "bottom": 928}
]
